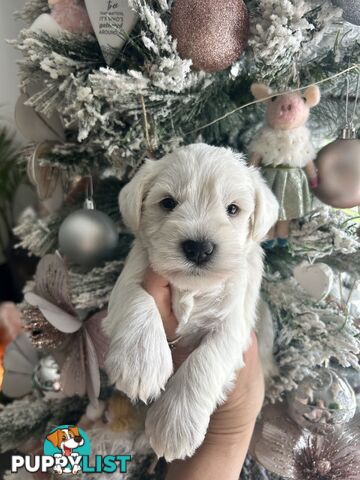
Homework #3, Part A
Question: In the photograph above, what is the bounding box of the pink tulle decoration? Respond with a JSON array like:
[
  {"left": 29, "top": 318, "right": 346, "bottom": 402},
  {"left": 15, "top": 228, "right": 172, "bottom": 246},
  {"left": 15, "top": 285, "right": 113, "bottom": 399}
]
[{"left": 49, "top": 0, "right": 94, "bottom": 34}]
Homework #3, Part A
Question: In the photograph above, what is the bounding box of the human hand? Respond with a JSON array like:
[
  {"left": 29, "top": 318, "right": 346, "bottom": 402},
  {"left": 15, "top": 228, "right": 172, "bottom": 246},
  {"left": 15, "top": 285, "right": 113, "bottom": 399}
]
[
  {"left": 0, "top": 302, "right": 22, "bottom": 344},
  {"left": 143, "top": 269, "right": 192, "bottom": 369},
  {"left": 309, "top": 176, "right": 319, "bottom": 189},
  {"left": 143, "top": 269, "right": 265, "bottom": 480},
  {"left": 304, "top": 161, "right": 319, "bottom": 189}
]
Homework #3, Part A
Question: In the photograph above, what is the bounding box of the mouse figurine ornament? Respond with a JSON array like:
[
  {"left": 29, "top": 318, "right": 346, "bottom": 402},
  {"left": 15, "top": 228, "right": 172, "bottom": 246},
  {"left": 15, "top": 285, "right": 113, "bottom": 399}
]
[{"left": 249, "top": 83, "right": 321, "bottom": 247}]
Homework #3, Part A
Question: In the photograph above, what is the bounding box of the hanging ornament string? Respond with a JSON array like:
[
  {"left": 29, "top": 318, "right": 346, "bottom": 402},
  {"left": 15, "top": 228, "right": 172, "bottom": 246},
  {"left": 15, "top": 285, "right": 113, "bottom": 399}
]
[
  {"left": 184, "top": 64, "right": 360, "bottom": 136},
  {"left": 350, "top": 77, "right": 360, "bottom": 215},
  {"left": 345, "top": 71, "right": 360, "bottom": 131},
  {"left": 140, "top": 95, "right": 155, "bottom": 157},
  {"left": 85, "top": 174, "right": 95, "bottom": 209}
]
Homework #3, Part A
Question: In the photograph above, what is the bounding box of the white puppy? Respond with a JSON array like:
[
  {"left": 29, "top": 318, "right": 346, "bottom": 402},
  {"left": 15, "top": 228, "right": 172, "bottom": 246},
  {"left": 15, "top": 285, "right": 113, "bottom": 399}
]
[{"left": 104, "top": 144, "right": 278, "bottom": 461}]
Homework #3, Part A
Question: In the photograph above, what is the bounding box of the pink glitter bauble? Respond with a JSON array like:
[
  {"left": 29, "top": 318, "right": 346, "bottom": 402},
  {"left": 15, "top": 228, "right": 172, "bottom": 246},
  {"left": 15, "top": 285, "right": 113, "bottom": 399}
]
[
  {"left": 170, "top": 0, "right": 249, "bottom": 72},
  {"left": 50, "top": 0, "right": 94, "bottom": 34}
]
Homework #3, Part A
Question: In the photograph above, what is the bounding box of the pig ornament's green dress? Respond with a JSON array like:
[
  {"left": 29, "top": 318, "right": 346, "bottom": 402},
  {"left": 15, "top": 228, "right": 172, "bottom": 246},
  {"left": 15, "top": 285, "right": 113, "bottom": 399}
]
[{"left": 249, "top": 125, "right": 316, "bottom": 221}]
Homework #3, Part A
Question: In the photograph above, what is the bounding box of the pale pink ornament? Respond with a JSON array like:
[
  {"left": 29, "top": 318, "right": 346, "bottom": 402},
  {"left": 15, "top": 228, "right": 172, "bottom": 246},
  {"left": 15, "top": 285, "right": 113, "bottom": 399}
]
[
  {"left": 49, "top": 0, "right": 94, "bottom": 34},
  {"left": 313, "top": 127, "right": 360, "bottom": 209},
  {"left": 170, "top": 0, "right": 249, "bottom": 72}
]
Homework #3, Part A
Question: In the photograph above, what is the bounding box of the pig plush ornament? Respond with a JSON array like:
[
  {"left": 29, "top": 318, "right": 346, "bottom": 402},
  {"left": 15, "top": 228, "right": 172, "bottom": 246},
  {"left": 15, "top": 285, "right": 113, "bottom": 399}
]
[{"left": 249, "top": 84, "right": 321, "bottom": 247}]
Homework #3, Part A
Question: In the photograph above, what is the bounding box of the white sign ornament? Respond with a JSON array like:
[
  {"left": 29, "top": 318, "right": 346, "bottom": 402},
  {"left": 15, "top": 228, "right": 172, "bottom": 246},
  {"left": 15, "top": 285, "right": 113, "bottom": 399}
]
[{"left": 84, "top": 0, "right": 138, "bottom": 65}]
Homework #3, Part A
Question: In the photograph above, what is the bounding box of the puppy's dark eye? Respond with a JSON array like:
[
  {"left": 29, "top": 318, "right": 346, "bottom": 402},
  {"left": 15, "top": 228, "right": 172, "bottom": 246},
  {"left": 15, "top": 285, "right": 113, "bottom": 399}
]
[
  {"left": 302, "top": 96, "right": 307, "bottom": 102},
  {"left": 160, "top": 197, "right": 177, "bottom": 211},
  {"left": 227, "top": 204, "right": 240, "bottom": 216},
  {"left": 271, "top": 96, "right": 277, "bottom": 102}
]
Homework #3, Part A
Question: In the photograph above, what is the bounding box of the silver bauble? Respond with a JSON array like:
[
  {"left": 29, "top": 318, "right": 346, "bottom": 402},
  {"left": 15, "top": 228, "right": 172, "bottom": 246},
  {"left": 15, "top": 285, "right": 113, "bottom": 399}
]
[
  {"left": 287, "top": 368, "right": 356, "bottom": 435},
  {"left": 313, "top": 129, "right": 360, "bottom": 209},
  {"left": 170, "top": 0, "right": 249, "bottom": 72},
  {"left": 58, "top": 207, "right": 118, "bottom": 266},
  {"left": 332, "top": 0, "right": 360, "bottom": 25}
]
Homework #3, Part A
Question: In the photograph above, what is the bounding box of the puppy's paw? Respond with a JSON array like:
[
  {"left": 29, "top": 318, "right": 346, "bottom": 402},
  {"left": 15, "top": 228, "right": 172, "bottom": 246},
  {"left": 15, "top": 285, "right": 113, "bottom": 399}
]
[
  {"left": 105, "top": 324, "right": 173, "bottom": 403},
  {"left": 145, "top": 387, "right": 210, "bottom": 461}
]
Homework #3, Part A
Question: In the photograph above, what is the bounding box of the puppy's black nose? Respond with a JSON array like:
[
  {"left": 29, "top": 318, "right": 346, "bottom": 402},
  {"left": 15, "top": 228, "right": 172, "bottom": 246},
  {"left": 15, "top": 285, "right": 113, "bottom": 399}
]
[
  {"left": 181, "top": 240, "right": 215, "bottom": 265},
  {"left": 74, "top": 436, "right": 82, "bottom": 443}
]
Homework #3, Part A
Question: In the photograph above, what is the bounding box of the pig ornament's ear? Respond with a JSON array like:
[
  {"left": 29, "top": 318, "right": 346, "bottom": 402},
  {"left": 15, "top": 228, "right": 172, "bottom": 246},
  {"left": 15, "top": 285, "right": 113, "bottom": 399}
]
[
  {"left": 251, "top": 83, "right": 273, "bottom": 101},
  {"left": 303, "top": 85, "right": 321, "bottom": 108}
]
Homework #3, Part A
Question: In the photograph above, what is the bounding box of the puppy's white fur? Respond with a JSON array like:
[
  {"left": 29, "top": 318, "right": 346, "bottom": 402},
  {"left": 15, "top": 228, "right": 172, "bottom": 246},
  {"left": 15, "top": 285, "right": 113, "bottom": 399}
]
[{"left": 104, "top": 144, "right": 278, "bottom": 461}]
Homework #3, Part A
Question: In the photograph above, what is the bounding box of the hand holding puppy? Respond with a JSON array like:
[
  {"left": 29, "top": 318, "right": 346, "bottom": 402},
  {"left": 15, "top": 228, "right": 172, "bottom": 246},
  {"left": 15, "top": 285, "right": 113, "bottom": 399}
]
[{"left": 144, "top": 269, "right": 265, "bottom": 479}]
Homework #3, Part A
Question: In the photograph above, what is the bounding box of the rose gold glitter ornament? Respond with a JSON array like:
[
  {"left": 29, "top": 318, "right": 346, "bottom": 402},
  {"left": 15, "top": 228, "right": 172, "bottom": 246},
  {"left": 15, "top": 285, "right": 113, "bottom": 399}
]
[
  {"left": 313, "top": 127, "right": 360, "bottom": 209},
  {"left": 332, "top": 0, "right": 360, "bottom": 26},
  {"left": 23, "top": 306, "right": 68, "bottom": 351},
  {"left": 170, "top": 0, "right": 249, "bottom": 72}
]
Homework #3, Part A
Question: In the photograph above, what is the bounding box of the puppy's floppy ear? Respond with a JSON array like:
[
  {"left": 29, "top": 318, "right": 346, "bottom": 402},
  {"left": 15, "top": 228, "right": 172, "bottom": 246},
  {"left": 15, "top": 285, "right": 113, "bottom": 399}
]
[
  {"left": 250, "top": 168, "right": 279, "bottom": 242},
  {"left": 119, "top": 159, "right": 157, "bottom": 233},
  {"left": 303, "top": 85, "right": 320, "bottom": 107},
  {"left": 251, "top": 83, "right": 273, "bottom": 101},
  {"left": 46, "top": 430, "right": 61, "bottom": 447}
]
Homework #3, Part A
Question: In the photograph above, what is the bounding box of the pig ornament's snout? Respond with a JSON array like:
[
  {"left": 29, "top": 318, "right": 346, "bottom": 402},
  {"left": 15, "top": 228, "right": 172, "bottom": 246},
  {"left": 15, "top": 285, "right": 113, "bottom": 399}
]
[{"left": 268, "top": 95, "right": 309, "bottom": 129}]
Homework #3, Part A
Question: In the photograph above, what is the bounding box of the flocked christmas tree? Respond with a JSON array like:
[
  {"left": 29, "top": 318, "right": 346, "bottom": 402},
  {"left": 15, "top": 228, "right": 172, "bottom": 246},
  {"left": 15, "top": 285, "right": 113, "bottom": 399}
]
[{"left": 0, "top": 1, "right": 360, "bottom": 479}]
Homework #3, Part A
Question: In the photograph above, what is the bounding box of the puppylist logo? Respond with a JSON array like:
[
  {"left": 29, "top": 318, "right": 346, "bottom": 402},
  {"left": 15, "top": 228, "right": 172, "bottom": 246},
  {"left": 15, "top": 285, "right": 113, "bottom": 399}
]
[{"left": 11, "top": 425, "right": 131, "bottom": 475}]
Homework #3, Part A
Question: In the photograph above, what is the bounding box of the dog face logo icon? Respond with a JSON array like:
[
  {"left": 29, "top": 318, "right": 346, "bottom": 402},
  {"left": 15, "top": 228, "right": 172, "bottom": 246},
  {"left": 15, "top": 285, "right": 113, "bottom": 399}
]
[
  {"left": 12, "top": 424, "right": 131, "bottom": 475},
  {"left": 44, "top": 425, "right": 90, "bottom": 475}
]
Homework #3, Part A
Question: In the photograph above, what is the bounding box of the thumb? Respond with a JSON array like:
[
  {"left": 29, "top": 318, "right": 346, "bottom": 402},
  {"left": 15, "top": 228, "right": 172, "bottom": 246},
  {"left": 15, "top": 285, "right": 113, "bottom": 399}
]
[{"left": 143, "top": 269, "right": 178, "bottom": 338}]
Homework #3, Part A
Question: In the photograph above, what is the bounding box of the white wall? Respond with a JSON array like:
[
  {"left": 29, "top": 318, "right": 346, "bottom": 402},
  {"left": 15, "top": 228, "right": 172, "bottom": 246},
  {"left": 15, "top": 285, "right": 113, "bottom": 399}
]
[
  {"left": 0, "top": 2, "right": 35, "bottom": 265},
  {"left": 0, "top": 0, "right": 27, "bottom": 133}
]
